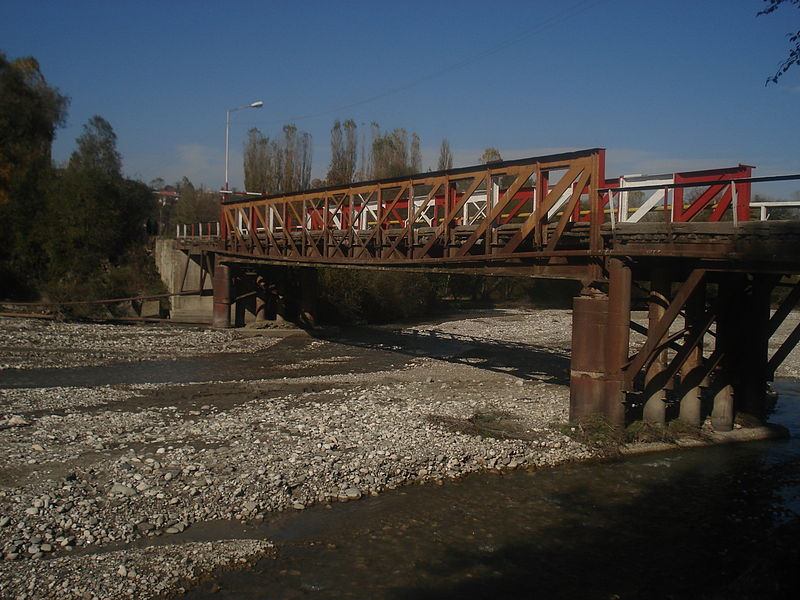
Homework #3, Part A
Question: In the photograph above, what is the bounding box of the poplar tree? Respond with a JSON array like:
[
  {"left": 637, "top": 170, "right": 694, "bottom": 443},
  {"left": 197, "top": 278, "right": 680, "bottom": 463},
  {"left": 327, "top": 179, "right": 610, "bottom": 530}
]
[
  {"left": 437, "top": 139, "right": 453, "bottom": 171},
  {"left": 326, "top": 119, "right": 358, "bottom": 186}
]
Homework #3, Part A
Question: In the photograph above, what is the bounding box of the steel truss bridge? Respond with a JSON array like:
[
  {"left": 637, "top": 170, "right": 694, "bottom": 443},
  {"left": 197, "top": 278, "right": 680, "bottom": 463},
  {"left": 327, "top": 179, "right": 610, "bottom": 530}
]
[{"left": 177, "top": 148, "right": 800, "bottom": 429}]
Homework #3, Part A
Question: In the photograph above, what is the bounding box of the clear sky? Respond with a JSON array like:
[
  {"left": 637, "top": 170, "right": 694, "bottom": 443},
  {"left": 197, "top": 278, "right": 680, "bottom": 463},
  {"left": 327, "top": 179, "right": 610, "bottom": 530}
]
[{"left": 2, "top": 0, "right": 799, "bottom": 196}]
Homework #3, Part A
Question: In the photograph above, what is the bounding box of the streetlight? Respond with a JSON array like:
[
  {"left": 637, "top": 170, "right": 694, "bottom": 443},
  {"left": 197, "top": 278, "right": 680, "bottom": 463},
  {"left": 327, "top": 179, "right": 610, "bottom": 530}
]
[{"left": 224, "top": 100, "right": 263, "bottom": 191}]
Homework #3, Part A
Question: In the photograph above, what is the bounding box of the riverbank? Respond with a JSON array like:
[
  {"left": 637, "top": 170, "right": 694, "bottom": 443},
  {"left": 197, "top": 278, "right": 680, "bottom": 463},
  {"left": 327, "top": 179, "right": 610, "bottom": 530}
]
[{"left": 0, "top": 309, "right": 798, "bottom": 599}]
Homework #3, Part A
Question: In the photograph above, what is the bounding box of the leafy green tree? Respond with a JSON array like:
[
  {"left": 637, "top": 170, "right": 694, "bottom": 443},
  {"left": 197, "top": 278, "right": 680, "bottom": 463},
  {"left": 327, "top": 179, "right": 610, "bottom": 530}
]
[
  {"left": 67, "top": 115, "right": 121, "bottom": 175},
  {"left": 0, "top": 52, "right": 68, "bottom": 296},
  {"left": 759, "top": 0, "right": 800, "bottom": 83},
  {"left": 42, "top": 116, "right": 155, "bottom": 300}
]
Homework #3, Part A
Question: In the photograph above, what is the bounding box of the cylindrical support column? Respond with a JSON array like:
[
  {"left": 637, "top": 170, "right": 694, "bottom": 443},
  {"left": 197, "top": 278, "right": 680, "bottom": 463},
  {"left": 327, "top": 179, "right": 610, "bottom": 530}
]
[
  {"left": 605, "top": 258, "right": 632, "bottom": 427},
  {"left": 643, "top": 269, "right": 670, "bottom": 424},
  {"left": 737, "top": 274, "right": 772, "bottom": 423},
  {"left": 569, "top": 294, "right": 610, "bottom": 423},
  {"left": 212, "top": 262, "right": 232, "bottom": 328},
  {"left": 678, "top": 282, "right": 706, "bottom": 426},
  {"left": 255, "top": 275, "right": 268, "bottom": 322},
  {"left": 233, "top": 272, "right": 247, "bottom": 328},
  {"left": 299, "top": 268, "right": 318, "bottom": 328},
  {"left": 711, "top": 377, "right": 734, "bottom": 432}
]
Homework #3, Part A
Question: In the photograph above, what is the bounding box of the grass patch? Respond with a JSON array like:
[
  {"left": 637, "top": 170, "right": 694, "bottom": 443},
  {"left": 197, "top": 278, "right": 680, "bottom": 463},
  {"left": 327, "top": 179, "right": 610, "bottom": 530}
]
[
  {"left": 557, "top": 415, "right": 624, "bottom": 452},
  {"left": 426, "top": 409, "right": 532, "bottom": 440},
  {"left": 624, "top": 420, "right": 677, "bottom": 444}
]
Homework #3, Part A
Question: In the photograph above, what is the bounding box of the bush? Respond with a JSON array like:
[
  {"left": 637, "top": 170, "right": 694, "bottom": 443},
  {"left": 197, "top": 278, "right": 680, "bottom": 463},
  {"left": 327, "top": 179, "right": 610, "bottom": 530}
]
[{"left": 317, "top": 268, "right": 441, "bottom": 324}]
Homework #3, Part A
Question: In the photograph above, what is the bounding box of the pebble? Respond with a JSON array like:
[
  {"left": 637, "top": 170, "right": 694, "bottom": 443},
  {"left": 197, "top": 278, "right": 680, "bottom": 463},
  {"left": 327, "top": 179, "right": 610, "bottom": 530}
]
[{"left": 0, "top": 309, "right": 608, "bottom": 600}]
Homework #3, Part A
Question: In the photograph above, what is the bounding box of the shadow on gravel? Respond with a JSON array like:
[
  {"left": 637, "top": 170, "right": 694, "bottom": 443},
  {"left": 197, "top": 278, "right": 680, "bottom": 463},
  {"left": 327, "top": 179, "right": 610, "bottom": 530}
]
[
  {"left": 316, "top": 326, "right": 570, "bottom": 385},
  {"left": 0, "top": 322, "right": 570, "bottom": 389}
]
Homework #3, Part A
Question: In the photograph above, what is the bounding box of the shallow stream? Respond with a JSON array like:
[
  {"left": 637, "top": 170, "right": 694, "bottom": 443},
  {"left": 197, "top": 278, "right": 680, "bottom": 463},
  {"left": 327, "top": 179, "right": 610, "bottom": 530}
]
[{"left": 178, "top": 381, "right": 800, "bottom": 600}]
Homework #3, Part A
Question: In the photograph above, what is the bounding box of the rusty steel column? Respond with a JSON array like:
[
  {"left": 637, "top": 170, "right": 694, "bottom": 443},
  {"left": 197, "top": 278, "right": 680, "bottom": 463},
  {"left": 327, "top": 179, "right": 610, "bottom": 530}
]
[
  {"left": 678, "top": 282, "right": 706, "bottom": 426},
  {"left": 711, "top": 276, "right": 735, "bottom": 431},
  {"left": 569, "top": 292, "right": 609, "bottom": 423},
  {"left": 643, "top": 269, "right": 670, "bottom": 424},
  {"left": 212, "top": 260, "right": 232, "bottom": 328},
  {"left": 299, "top": 268, "right": 318, "bottom": 328},
  {"left": 605, "top": 258, "right": 632, "bottom": 427},
  {"left": 233, "top": 271, "right": 247, "bottom": 328},
  {"left": 570, "top": 259, "right": 630, "bottom": 427},
  {"left": 255, "top": 274, "right": 268, "bottom": 323},
  {"left": 737, "top": 275, "right": 772, "bottom": 423}
]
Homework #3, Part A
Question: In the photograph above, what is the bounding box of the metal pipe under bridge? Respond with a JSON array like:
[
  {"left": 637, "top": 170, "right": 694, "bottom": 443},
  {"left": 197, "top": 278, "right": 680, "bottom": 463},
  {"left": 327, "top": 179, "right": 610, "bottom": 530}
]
[{"left": 176, "top": 148, "right": 800, "bottom": 431}]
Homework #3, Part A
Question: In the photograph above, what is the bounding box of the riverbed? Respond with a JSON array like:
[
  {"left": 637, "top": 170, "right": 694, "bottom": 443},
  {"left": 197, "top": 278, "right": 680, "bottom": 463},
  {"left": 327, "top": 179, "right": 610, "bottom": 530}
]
[{"left": 1, "top": 309, "right": 799, "bottom": 599}]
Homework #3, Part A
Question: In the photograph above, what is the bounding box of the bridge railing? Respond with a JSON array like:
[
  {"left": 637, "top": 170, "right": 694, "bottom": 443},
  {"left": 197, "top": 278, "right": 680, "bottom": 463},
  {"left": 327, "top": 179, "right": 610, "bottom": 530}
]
[
  {"left": 176, "top": 222, "right": 220, "bottom": 239},
  {"left": 217, "top": 148, "right": 607, "bottom": 263}
]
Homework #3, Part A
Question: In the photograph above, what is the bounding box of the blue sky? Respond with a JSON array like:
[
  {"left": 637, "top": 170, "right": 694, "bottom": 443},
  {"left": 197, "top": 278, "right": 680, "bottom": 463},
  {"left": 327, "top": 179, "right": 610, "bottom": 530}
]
[{"left": 2, "top": 0, "right": 799, "bottom": 196}]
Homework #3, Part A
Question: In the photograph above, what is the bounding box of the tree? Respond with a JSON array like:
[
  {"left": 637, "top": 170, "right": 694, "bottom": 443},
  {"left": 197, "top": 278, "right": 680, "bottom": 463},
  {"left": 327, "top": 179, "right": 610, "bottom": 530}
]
[
  {"left": 43, "top": 116, "right": 155, "bottom": 290},
  {"left": 369, "top": 124, "right": 422, "bottom": 179},
  {"left": 326, "top": 119, "right": 358, "bottom": 186},
  {"left": 0, "top": 53, "right": 68, "bottom": 206},
  {"left": 243, "top": 124, "right": 312, "bottom": 194},
  {"left": 437, "top": 138, "right": 453, "bottom": 170},
  {"left": 68, "top": 115, "right": 122, "bottom": 176},
  {"left": 479, "top": 147, "right": 503, "bottom": 164},
  {"left": 759, "top": 0, "right": 800, "bottom": 84},
  {"left": 175, "top": 176, "right": 218, "bottom": 224},
  {"left": 0, "top": 52, "right": 68, "bottom": 295}
]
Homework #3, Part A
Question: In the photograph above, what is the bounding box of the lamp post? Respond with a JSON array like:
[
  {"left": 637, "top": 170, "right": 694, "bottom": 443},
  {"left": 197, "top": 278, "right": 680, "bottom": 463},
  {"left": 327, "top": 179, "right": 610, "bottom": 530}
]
[{"left": 224, "top": 101, "right": 263, "bottom": 191}]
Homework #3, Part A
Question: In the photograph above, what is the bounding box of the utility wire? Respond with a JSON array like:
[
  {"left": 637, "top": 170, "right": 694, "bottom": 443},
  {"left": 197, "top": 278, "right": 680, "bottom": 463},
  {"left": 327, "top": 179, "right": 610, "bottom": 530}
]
[{"left": 264, "top": 0, "right": 607, "bottom": 125}]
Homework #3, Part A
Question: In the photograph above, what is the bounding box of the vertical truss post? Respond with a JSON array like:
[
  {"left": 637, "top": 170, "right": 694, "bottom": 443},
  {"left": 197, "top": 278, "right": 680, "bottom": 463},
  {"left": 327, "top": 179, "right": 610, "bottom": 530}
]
[
  {"left": 589, "top": 152, "right": 603, "bottom": 254},
  {"left": 643, "top": 269, "right": 670, "bottom": 424}
]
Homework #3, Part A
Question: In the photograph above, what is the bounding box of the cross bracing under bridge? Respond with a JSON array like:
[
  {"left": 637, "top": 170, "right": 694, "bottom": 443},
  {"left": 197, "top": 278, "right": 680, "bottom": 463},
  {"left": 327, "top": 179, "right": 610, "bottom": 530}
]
[{"left": 175, "top": 148, "right": 800, "bottom": 430}]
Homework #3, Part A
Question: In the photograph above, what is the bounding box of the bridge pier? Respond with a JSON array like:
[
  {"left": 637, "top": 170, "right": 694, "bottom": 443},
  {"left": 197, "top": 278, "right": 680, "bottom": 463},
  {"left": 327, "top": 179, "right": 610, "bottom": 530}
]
[
  {"left": 212, "top": 260, "right": 232, "bottom": 328},
  {"left": 736, "top": 274, "right": 773, "bottom": 424},
  {"left": 569, "top": 258, "right": 630, "bottom": 428}
]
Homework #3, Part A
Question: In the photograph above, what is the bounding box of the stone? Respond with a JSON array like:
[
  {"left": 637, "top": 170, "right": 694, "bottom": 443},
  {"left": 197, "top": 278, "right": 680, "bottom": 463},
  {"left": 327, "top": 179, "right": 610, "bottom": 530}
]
[
  {"left": 0, "top": 516, "right": 10, "bottom": 527},
  {"left": 136, "top": 522, "right": 155, "bottom": 532},
  {"left": 110, "top": 484, "right": 136, "bottom": 497},
  {"left": 344, "top": 487, "right": 362, "bottom": 500}
]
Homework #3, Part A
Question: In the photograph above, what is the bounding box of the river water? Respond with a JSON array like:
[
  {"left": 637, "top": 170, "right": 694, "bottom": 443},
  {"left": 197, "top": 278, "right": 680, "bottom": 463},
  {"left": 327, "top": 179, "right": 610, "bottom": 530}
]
[{"left": 177, "top": 381, "right": 800, "bottom": 600}]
